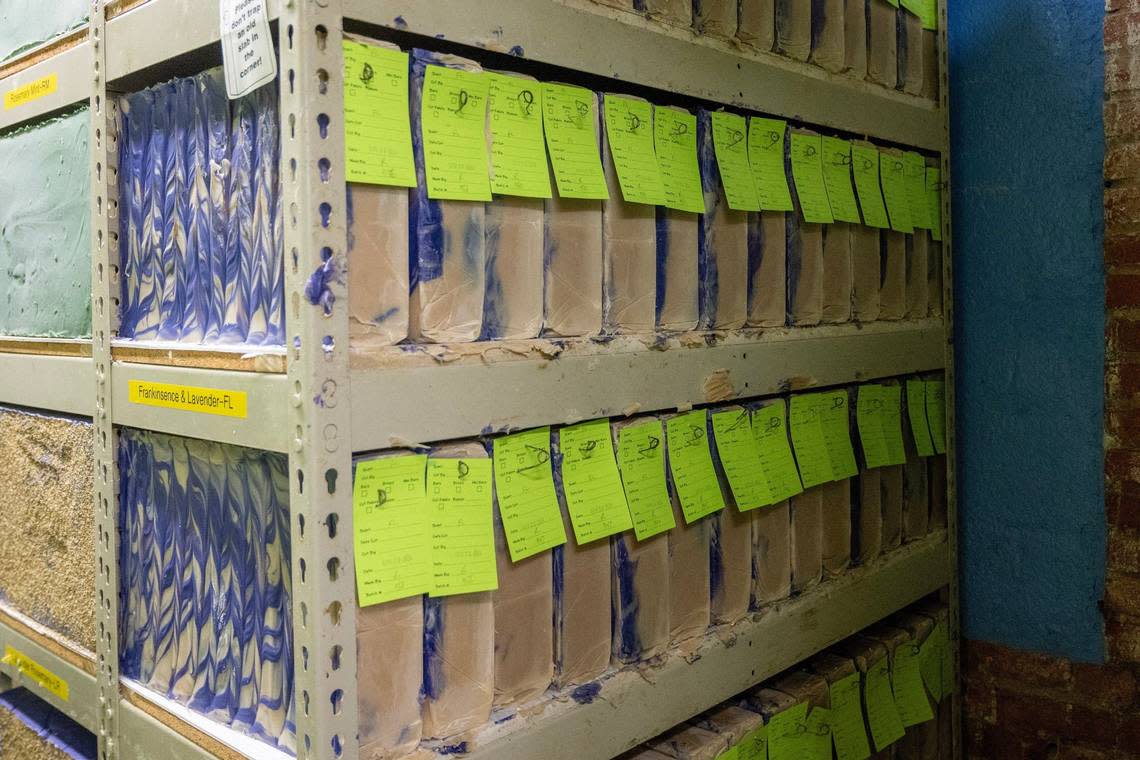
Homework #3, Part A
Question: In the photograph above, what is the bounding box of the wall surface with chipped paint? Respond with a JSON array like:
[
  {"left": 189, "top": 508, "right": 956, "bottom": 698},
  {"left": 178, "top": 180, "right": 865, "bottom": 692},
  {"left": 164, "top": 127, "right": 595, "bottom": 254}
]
[{"left": 950, "top": 1, "right": 1106, "bottom": 661}]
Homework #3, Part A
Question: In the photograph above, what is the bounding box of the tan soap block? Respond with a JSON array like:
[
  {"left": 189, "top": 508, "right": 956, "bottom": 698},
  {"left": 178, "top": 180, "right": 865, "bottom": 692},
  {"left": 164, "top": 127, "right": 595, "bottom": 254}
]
[
  {"left": 922, "top": 29, "right": 940, "bottom": 100},
  {"left": 902, "top": 408, "right": 930, "bottom": 543},
  {"left": 358, "top": 596, "right": 424, "bottom": 759},
  {"left": 845, "top": 0, "right": 869, "bottom": 77},
  {"left": 772, "top": 670, "right": 831, "bottom": 710},
  {"left": 484, "top": 196, "right": 545, "bottom": 340},
  {"left": 667, "top": 479, "right": 712, "bottom": 644},
  {"left": 866, "top": 0, "right": 899, "bottom": 89},
  {"left": 791, "top": 486, "right": 824, "bottom": 593},
  {"left": 693, "top": 0, "right": 737, "bottom": 37},
  {"left": 809, "top": 651, "right": 859, "bottom": 686},
  {"left": 851, "top": 224, "right": 881, "bottom": 322},
  {"left": 649, "top": 725, "right": 730, "bottom": 760},
  {"left": 810, "top": 0, "right": 847, "bottom": 73},
  {"left": 347, "top": 182, "right": 410, "bottom": 345},
  {"left": 616, "top": 748, "right": 676, "bottom": 760},
  {"left": 788, "top": 186, "right": 824, "bottom": 327},
  {"left": 742, "top": 685, "right": 803, "bottom": 719},
  {"left": 642, "top": 0, "right": 692, "bottom": 26},
  {"left": 492, "top": 507, "right": 553, "bottom": 708},
  {"left": 928, "top": 239, "right": 944, "bottom": 317},
  {"left": 710, "top": 505, "right": 752, "bottom": 625},
  {"left": 737, "top": 0, "right": 775, "bottom": 51},
  {"left": 906, "top": 232, "right": 930, "bottom": 319},
  {"left": 611, "top": 531, "right": 671, "bottom": 664},
  {"left": 602, "top": 94, "right": 658, "bottom": 335},
  {"left": 656, "top": 205, "right": 700, "bottom": 332},
  {"left": 892, "top": 611, "right": 935, "bottom": 647},
  {"left": 880, "top": 465, "right": 904, "bottom": 551},
  {"left": 835, "top": 636, "right": 890, "bottom": 675},
  {"left": 880, "top": 231, "right": 907, "bottom": 320},
  {"left": 821, "top": 223, "right": 854, "bottom": 324},
  {"left": 699, "top": 189, "right": 749, "bottom": 331},
  {"left": 692, "top": 704, "right": 765, "bottom": 745},
  {"left": 820, "top": 478, "right": 853, "bottom": 577},
  {"left": 858, "top": 468, "right": 884, "bottom": 564},
  {"left": 751, "top": 500, "right": 792, "bottom": 607},
  {"left": 897, "top": 9, "right": 924, "bottom": 96},
  {"left": 0, "top": 408, "right": 94, "bottom": 653},
  {"left": 775, "top": 0, "right": 812, "bottom": 61},
  {"left": 865, "top": 623, "right": 912, "bottom": 664},
  {"left": 747, "top": 211, "right": 788, "bottom": 328}
]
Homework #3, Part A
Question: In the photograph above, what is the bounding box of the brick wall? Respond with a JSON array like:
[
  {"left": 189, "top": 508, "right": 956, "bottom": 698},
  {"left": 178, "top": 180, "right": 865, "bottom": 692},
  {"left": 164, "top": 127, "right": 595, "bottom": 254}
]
[{"left": 963, "top": 2, "right": 1140, "bottom": 757}]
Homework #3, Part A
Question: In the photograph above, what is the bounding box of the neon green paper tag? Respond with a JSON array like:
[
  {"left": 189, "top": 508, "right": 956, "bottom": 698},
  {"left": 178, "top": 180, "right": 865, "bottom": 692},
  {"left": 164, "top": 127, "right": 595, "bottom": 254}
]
[
  {"left": 353, "top": 454, "right": 432, "bottom": 606},
  {"left": 737, "top": 725, "right": 769, "bottom": 760},
  {"left": 616, "top": 419, "right": 676, "bottom": 540},
  {"left": 925, "top": 379, "right": 947, "bottom": 454},
  {"left": 655, "top": 106, "right": 704, "bottom": 213},
  {"left": 492, "top": 427, "right": 566, "bottom": 561},
  {"left": 926, "top": 167, "right": 944, "bottom": 242},
  {"left": 880, "top": 151, "right": 914, "bottom": 233},
  {"left": 542, "top": 83, "right": 608, "bottom": 200},
  {"left": 819, "top": 390, "right": 858, "bottom": 480},
  {"left": 559, "top": 419, "right": 634, "bottom": 543},
  {"left": 857, "top": 384, "right": 906, "bottom": 469},
  {"left": 343, "top": 41, "right": 417, "bottom": 188},
  {"left": 893, "top": 642, "right": 935, "bottom": 726},
  {"left": 903, "top": 0, "right": 937, "bottom": 29},
  {"left": 603, "top": 94, "right": 667, "bottom": 205},
  {"left": 906, "top": 379, "right": 936, "bottom": 457},
  {"left": 487, "top": 73, "right": 552, "bottom": 198},
  {"left": 830, "top": 672, "right": 873, "bottom": 760},
  {"left": 790, "top": 394, "right": 834, "bottom": 490},
  {"left": 768, "top": 701, "right": 810, "bottom": 760},
  {"left": 821, "top": 137, "right": 860, "bottom": 224},
  {"left": 804, "top": 707, "right": 834, "bottom": 760},
  {"left": 428, "top": 457, "right": 498, "bottom": 596},
  {"left": 921, "top": 621, "right": 951, "bottom": 701},
  {"left": 711, "top": 111, "right": 761, "bottom": 212},
  {"left": 752, "top": 403, "right": 805, "bottom": 502},
  {"left": 904, "top": 152, "right": 932, "bottom": 230},
  {"left": 749, "top": 117, "right": 794, "bottom": 212},
  {"left": 666, "top": 411, "right": 726, "bottom": 523},
  {"left": 885, "top": 0, "right": 899, "bottom": 6},
  {"left": 865, "top": 657, "right": 906, "bottom": 750},
  {"left": 420, "top": 65, "right": 492, "bottom": 201},
  {"left": 852, "top": 144, "right": 890, "bottom": 229},
  {"left": 790, "top": 132, "right": 835, "bottom": 224},
  {"left": 716, "top": 747, "right": 739, "bottom": 760},
  {"left": 712, "top": 408, "right": 774, "bottom": 510}
]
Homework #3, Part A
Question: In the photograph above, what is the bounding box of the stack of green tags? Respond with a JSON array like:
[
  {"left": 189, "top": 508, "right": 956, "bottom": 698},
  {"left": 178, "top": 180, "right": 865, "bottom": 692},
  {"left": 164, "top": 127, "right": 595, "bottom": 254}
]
[
  {"left": 615, "top": 419, "right": 676, "bottom": 540},
  {"left": 492, "top": 427, "right": 566, "bottom": 561},
  {"left": 559, "top": 419, "right": 634, "bottom": 543},
  {"left": 790, "top": 391, "right": 858, "bottom": 489},
  {"left": 906, "top": 377, "right": 947, "bottom": 457},
  {"left": 666, "top": 411, "right": 726, "bottom": 522},
  {"left": 856, "top": 384, "right": 906, "bottom": 469}
]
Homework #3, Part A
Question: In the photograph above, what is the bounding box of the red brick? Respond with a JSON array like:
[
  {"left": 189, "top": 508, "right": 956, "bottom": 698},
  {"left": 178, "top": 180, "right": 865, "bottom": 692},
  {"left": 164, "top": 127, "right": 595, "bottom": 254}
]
[
  {"left": 1107, "top": 615, "right": 1140, "bottom": 664},
  {"left": 1072, "top": 661, "right": 1138, "bottom": 708},
  {"left": 1105, "top": 572, "right": 1140, "bottom": 619},
  {"left": 1107, "top": 140, "right": 1140, "bottom": 181},
  {"left": 1106, "top": 235, "right": 1140, "bottom": 267},
  {"left": 1107, "top": 11, "right": 1140, "bottom": 51},
  {"left": 1106, "top": 363, "right": 1140, "bottom": 407},
  {"left": 1109, "top": 483, "right": 1140, "bottom": 533},
  {"left": 1107, "top": 186, "right": 1140, "bottom": 237},
  {"left": 970, "top": 641, "right": 1074, "bottom": 690},
  {"left": 1107, "top": 47, "right": 1140, "bottom": 93},
  {"left": 1108, "top": 316, "right": 1140, "bottom": 356},
  {"left": 1067, "top": 702, "right": 1123, "bottom": 747},
  {"left": 1106, "top": 97, "right": 1140, "bottom": 140},
  {"left": 1108, "top": 272, "right": 1140, "bottom": 308}
]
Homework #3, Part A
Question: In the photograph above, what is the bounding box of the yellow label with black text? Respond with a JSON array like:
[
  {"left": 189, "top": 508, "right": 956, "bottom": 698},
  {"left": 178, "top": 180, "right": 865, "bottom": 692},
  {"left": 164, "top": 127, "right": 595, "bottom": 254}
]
[
  {"left": 4, "top": 74, "right": 58, "bottom": 110},
  {"left": 1, "top": 646, "right": 68, "bottom": 701},
  {"left": 129, "top": 380, "right": 248, "bottom": 418}
]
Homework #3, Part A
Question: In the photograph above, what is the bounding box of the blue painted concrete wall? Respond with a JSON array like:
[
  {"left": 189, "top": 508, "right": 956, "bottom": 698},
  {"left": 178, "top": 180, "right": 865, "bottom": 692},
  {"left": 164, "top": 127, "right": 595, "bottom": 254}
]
[{"left": 950, "top": 2, "right": 1106, "bottom": 662}]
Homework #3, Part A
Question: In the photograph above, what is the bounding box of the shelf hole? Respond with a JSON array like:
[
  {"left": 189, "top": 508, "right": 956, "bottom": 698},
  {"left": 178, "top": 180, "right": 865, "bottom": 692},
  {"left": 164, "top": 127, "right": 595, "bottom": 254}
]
[
  {"left": 330, "top": 689, "right": 343, "bottom": 715},
  {"left": 321, "top": 246, "right": 333, "bottom": 262},
  {"left": 332, "top": 736, "right": 343, "bottom": 757},
  {"left": 326, "top": 556, "right": 339, "bottom": 582},
  {"left": 315, "top": 25, "right": 328, "bottom": 51},
  {"left": 319, "top": 157, "right": 331, "bottom": 182},
  {"left": 319, "top": 202, "right": 332, "bottom": 228},
  {"left": 289, "top": 113, "right": 295, "bottom": 140},
  {"left": 289, "top": 158, "right": 297, "bottom": 182},
  {"left": 287, "top": 24, "right": 294, "bottom": 50},
  {"left": 297, "top": 469, "right": 305, "bottom": 494},
  {"left": 288, "top": 68, "right": 295, "bottom": 95},
  {"left": 300, "top": 602, "right": 308, "bottom": 628},
  {"left": 327, "top": 600, "right": 342, "bottom": 625},
  {"left": 322, "top": 335, "right": 335, "bottom": 353},
  {"left": 298, "top": 513, "right": 305, "bottom": 538},
  {"left": 291, "top": 247, "right": 300, "bottom": 273},
  {"left": 302, "top": 646, "right": 309, "bottom": 671},
  {"left": 325, "top": 468, "right": 337, "bottom": 494},
  {"left": 317, "top": 113, "right": 330, "bottom": 139},
  {"left": 330, "top": 645, "right": 342, "bottom": 671},
  {"left": 302, "top": 689, "right": 310, "bottom": 717},
  {"left": 299, "top": 558, "right": 307, "bottom": 583},
  {"left": 327, "top": 512, "right": 339, "bottom": 539},
  {"left": 305, "top": 736, "right": 312, "bottom": 753},
  {"left": 317, "top": 68, "right": 329, "bottom": 95}
]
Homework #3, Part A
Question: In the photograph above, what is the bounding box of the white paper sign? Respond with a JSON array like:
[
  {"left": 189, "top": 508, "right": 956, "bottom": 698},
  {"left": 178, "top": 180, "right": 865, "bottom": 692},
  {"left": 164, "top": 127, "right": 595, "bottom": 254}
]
[{"left": 220, "top": 0, "right": 277, "bottom": 99}]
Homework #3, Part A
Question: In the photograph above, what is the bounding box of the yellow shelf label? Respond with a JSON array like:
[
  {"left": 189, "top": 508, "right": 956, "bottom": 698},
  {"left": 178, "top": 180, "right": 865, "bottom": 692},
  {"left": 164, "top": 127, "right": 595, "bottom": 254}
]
[
  {"left": 4, "top": 74, "right": 57, "bottom": 111},
  {"left": 2, "top": 646, "right": 68, "bottom": 701},
  {"left": 128, "top": 380, "right": 248, "bottom": 418}
]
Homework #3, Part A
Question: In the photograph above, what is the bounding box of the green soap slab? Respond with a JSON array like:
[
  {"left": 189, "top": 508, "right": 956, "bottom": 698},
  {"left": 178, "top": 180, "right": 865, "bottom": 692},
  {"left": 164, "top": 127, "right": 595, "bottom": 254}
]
[
  {"left": 0, "top": 108, "right": 91, "bottom": 338},
  {"left": 0, "top": 0, "right": 88, "bottom": 61}
]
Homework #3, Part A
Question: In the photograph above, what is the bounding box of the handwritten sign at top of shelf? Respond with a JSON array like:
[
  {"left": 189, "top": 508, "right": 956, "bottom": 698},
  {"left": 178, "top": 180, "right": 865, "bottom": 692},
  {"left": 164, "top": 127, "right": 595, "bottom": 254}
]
[
  {"left": 220, "top": 0, "right": 277, "bottom": 99},
  {"left": 790, "top": 132, "right": 835, "bottom": 224},
  {"left": 926, "top": 378, "right": 947, "bottom": 454},
  {"left": 904, "top": 151, "right": 933, "bottom": 230},
  {"left": 927, "top": 167, "right": 944, "bottom": 242},
  {"left": 604, "top": 94, "right": 667, "bottom": 205},
  {"left": 711, "top": 408, "right": 775, "bottom": 511},
  {"left": 487, "top": 73, "right": 553, "bottom": 199},
  {"left": 906, "top": 378, "right": 937, "bottom": 457},
  {"left": 542, "top": 82, "right": 609, "bottom": 199},
  {"left": 751, "top": 402, "right": 805, "bottom": 503},
  {"left": 851, "top": 143, "right": 890, "bottom": 230},
  {"left": 616, "top": 419, "right": 677, "bottom": 541},
  {"left": 353, "top": 454, "right": 432, "bottom": 606},
  {"left": 655, "top": 106, "right": 705, "bottom": 214},
  {"left": 749, "top": 117, "right": 794, "bottom": 212},
  {"left": 342, "top": 41, "right": 417, "bottom": 188},
  {"left": 821, "top": 136, "right": 861, "bottom": 224},
  {"left": 880, "top": 151, "right": 914, "bottom": 233},
  {"left": 492, "top": 427, "right": 566, "bottom": 561},
  {"left": 666, "top": 411, "right": 726, "bottom": 523},
  {"left": 830, "top": 671, "right": 873, "bottom": 760},
  {"left": 559, "top": 419, "right": 634, "bottom": 543},
  {"left": 857, "top": 383, "right": 907, "bottom": 469},
  {"left": 711, "top": 111, "right": 761, "bottom": 212},
  {"left": 428, "top": 457, "right": 498, "bottom": 596},
  {"left": 421, "top": 65, "right": 492, "bottom": 201}
]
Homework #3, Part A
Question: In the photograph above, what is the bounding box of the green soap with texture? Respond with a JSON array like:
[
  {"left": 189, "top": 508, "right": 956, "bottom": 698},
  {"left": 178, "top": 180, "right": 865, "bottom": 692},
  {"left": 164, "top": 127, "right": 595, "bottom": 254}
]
[
  {"left": 0, "top": 0, "right": 88, "bottom": 60},
  {"left": 0, "top": 108, "right": 91, "bottom": 338}
]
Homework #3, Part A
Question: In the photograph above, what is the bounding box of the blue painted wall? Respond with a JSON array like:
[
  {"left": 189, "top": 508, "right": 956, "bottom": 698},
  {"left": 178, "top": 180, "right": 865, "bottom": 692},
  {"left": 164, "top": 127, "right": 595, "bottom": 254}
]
[{"left": 950, "top": 2, "right": 1106, "bottom": 662}]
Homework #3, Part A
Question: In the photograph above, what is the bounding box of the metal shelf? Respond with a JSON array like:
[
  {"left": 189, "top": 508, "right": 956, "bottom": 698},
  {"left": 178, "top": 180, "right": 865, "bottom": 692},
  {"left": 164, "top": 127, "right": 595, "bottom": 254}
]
[
  {"left": 459, "top": 536, "right": 951, "bottom": 760},
  {"left": 0, "top": 39, "right": 91, "bottom": 130},
  {"left": 349, "top": 320, "right": 946, "bottom": 451}
]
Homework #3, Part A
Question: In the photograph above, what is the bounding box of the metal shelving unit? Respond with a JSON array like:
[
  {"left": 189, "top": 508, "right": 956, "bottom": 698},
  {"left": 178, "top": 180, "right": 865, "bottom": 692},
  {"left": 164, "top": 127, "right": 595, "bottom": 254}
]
[{"left": 0, "top": 1, "right": 958, "bottom": 758}]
